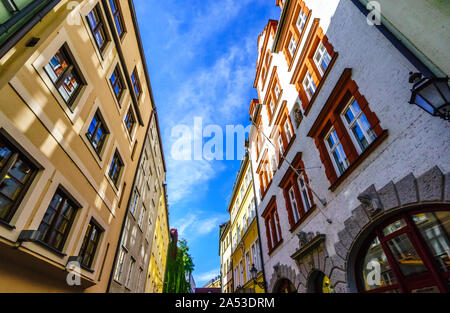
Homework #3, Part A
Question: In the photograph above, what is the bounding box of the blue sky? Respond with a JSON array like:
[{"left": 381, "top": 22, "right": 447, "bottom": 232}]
[{"left": 134, "top": 0, "right": 279, "bottom": 286}]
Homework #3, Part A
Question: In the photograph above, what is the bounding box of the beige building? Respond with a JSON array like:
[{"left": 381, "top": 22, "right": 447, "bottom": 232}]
[{"left": 0, "top": 0, "right": 162, "bottom": 292}]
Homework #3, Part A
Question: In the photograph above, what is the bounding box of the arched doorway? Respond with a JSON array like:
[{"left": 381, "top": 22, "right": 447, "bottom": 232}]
[
  {"left": 355, "top": 206, "right": 450, "bottom": 293},
  {"left": 307, "top": 270, "right": 333, "bottom": 293},
  {"left": 274, "top": 278, "right": 297, "bottom": 293}
]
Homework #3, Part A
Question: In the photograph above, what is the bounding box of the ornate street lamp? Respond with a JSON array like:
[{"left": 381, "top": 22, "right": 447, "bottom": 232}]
[
  {"left": 409, "top": 72, "right": 450, "bottom": 121},
  {"left": 250, "top": 264, "right": 265, "bottom": 290}
]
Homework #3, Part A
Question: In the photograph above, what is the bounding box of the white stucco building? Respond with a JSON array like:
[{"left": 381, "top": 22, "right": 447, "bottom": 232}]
[{"left": 248, "top": 0, "right": 450, "bottom": 293}]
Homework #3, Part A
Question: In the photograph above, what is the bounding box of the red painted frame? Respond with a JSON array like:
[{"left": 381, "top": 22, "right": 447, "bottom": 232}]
[{"left": 355, "top": 205, "right": 450, "bottom": 293}]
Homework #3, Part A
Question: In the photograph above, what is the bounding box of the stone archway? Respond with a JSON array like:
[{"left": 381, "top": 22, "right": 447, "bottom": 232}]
[
  {"left": 331, "top": 166, "right": 450, "bottom": 293},
  {"left": 307, "top": 270, "right": 333, "bottom": 293},
  {"left": 268, "top": 263, "right": 301, "bottom": 293},
  {"left": 273, "top": 278, "right": 297, "bottom": 293}
]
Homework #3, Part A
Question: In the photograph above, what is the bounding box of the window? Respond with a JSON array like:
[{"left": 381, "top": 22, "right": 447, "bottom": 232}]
[
  {"left": 269, "top": 100, "right": 275, "bottom": 115},
  {"left": 279, "top": 153, "right": 315, "bottom": 229},
  {"left": 245, "top": 252, "right": 251, "bottom": 282},
  {"left": 342, "top": 99, "right": 377, "bottom": 153},
  {"left": 288, "top": 35, "right": 297, "bottom": 57},
  {"left": 314, "top": 42, "right": 331, "bottom": 76},
  {"left": 109, "top": 0, "right": 125, "bottom": 37},
  {"left": 288, "top": 187, "right": 300, "bottom": 224},
  {"left": 86, "top": 111, "right": 109, "bottom": 155},
  {"left": 239, "top": 260, "right": 244, "bottom": 286},
  {"left": 129, "top": 190, "right": 139, "bottom": 216},
  {"left": 125, "top": 257, "right": 135, "bottom": 289},
  {"left": 284, "top": 119, "right": 293, "bottom": 143},
  {"left": 0, "top": 134, "right": 38, "bottom": 223},
  {"left": 263, "top": 197, "right": 283, "bottom": 253},
  {"left": 278, "top": 133, "right": 284, "bottom": 154},
  {"left": 79, "top": 220, "right": 103, "bottom": 269},
  {"left": 108, "top": 150, "right": 124, "bottom": 187},
  {"left": 131, "top": 68, "right": 142, "bottom": 99},
  {"left": 114, "top": 247, "right": 126, "bottom": 282},
  {"left": 357, "top": 208, "right": 450, "bottom": 293},
  {"left": 302, "top": 71, "right": 316, "bottom": 100},
  {"left": 308, "top": 70, "right": 386, "bottom": 188},
  {"left": 274, "top": 84, "right": 281, "bottom": 100},
  {"left": 138, "top": 206, "right": 145, "bottom": 229},
  {"left": 124, "top": 107, "right": 136, "bottom": 136},
  {"left": 37, "top": 189, "right": 79, "bottom": 252},
  {"left": 110, "top": 65, "right": 125, "bottom": 101},
  {"left": 325, "top": 128, "right": 349, "bottom": 177},
  {"left": 298, "top": 174, "right": 312, "bottom": 213},
  {"left": 296, "top": 9, "right": 307, "bottom": 31},
  {"left": 136, "top": 268, "right": 143, "bottom": 291},
  {"left": 44, "top": 44, "right": 85, "bottom": 107},
  {"left": 87, "top": 4, "right": 109, "bottom": 52}
]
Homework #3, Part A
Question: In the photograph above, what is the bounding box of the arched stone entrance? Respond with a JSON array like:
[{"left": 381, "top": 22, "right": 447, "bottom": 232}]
[
  {"left": 307, "top": 270, "right": 333, "bottom": 293},
  {"left": 273, "top": 278, "right": 297, "bottom": 293},
  {"left": 331, "top": 166, "right": 450, "bottom": 293}
]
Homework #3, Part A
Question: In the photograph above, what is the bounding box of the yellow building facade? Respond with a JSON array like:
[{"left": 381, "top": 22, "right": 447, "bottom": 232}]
[
  {"left": 146, "top": 184, "right": 170, "bottom": 293},
  {"left": 0, "top": 0, "right": 162, "bottom": 292},
  {"left": 228, "top": 154, "right": 265, "bottom": 293}
]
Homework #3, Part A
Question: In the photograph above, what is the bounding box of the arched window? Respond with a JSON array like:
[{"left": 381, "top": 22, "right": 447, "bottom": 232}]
[{"left": 357, "top": 206, "right": 450, "bottom": 293}]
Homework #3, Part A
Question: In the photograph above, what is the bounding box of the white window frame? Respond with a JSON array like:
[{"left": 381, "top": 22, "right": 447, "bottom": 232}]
[
  {"left": 114, "top": 247, "right": 127, "bottom": 282},
  {"left": 302, "top": 71, "right": 317, "bottom": 100},
  {"left": 288, "top": 35, "right": 297, "bottom": 57},
  {"left": 325, "top": 128, "right": 350, "bottom": 177},
  {"left": 298, "top": 174, "right": 312, "bottom": 213},
  {"left": 125, "top": 258, "right": 135, "bottom": 289},
  {"left": 289, "top": 187, "right": 301, "bottom": 224},
  {"left": 313, "top": 42, "right": 332, "bottom": 76},
  {"left": 274, "top": 83, "right": 281, "bottom": 100},
  {"left": 278, "top": 133, "right": 284, "bottom": 153},
  {"left": 341, "top": 98, "right": 377, "bottom": 154},
  {"left": 296, "top": 9, "right": 307, "bottom": 31},
  {"left": 284, "top": 119, "right": 293, "bottom": 143}
]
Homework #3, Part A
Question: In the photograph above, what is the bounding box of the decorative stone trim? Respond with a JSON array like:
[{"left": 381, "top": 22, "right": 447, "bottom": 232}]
[
  {"left": 332, "top": 166, "right": 450, "bottom": 292},
  {"left": 269, "top": 262, "right": 301, "bottom": 293}
]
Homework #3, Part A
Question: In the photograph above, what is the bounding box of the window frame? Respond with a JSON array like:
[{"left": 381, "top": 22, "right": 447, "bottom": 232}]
[
  {"left": 86, "top": 3, "right": 110, "bottom": 53},
  {"left": 43, "top": 43, "right": 86, "bottom": 109},
  {"left": 131, "top": 67, "right": 142, "bottom": 100},
  {"left": 324, "top": 127, "right": 350, "bottom": 177},
  {"left": 37, "top": 188, "right": 81, "bottom": 253},
  {"left": 85, "top": 110, "right": 110, "bottom": 157},
  {"left": 78, "top": 219, "right": 104, "bottom": 270},
  {"left": 108, "top": 150, "right": 124, "bottom": 188},
  {"left": 109, "top": 64, "right": 126, "bottom": 102},
  {"left": 0, "top": 133, "right": 39, "bottom": 225},
  {"left": 108, "top": 0, "right": 126, "bottom": 38}
]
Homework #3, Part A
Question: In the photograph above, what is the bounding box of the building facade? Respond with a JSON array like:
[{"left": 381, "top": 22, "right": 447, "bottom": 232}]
[
  {"left": 219, "top": 221, "right": 233, "bottom": 293},
  {"left": 248, "top": 0, "right": 449, "bottom": 293},
  {"left": 108, "top": 112, "right": 167, "bottom": 293},
  {"left": 227, "top": 154, "right": 265, "bottom": 293},
  {"left": 0, "top": 0, "right": 163, "bottom": 292},
  {"left": 145, "top": 184, "right": 170, "bottom": 293}
]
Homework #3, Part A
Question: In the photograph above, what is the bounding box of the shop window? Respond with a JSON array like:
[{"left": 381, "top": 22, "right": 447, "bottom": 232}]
[{"left": 357, "top": 208, "right": 450, "bottom": 293}]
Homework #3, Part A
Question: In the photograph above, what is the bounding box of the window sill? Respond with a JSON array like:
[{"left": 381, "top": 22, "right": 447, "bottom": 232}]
[
  {"left": 289, "top": 205, "right": 317, "bottom": 233},
  {"left": 33, "top": 240, "right": 67, "bottom": 258},
  {"left": 329, "top": 130, "right": 389, "bottom": 191},
  {"left": 81, "top": 265, "right": 95, "bottom": 273},
  {"left": 0, "top": 219, "right": 15, "bottom": 230},
  {"left": 303, "top": 52, "right": 339, "bottom": 116},
  {"left": 268, "top": 239, "right": 283, "bottom": 256}
]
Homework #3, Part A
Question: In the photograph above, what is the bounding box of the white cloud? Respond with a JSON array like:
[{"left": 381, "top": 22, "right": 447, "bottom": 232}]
[
  {"left": 195, "top": 268, "right": 220, "bottom": 285},
  {"left": 173, "top": 211, "right": 229, "bottom": 240}
]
